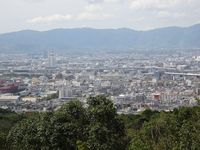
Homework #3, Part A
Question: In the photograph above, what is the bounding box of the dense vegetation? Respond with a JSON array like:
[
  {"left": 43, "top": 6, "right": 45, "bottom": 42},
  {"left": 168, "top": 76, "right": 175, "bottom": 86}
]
[
  {"left": 0, "top": 109, "right": 25, "bottom": 149},
  {"left": 1, "top": 96, "right": 200, "bottom": 150}
]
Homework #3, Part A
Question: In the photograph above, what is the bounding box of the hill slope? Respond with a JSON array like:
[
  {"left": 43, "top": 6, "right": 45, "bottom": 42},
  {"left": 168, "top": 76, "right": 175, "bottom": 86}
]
[{"left": 0, "top": 24, "right": 200, "bottom": 53}]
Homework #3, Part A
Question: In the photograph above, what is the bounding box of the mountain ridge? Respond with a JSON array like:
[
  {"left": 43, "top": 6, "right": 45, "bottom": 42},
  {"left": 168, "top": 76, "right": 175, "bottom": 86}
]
[{"left": 0, "top": 24, "right": 200, "bottom": 53}]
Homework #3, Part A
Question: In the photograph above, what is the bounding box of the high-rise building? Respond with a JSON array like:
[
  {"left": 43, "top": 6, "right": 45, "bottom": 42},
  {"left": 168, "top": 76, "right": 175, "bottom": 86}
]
[
  {"left": 59, "top": 80, "right": 73, "bottom": 98},
  {"left": 197, "top": 89, "right": 200, "bottom": 95},
  {"left": 154, "top": 71, "right": 164, "bottom": 81},
  {"left": 59, "top": 86, "right": 73, "bottom": 98},
  {"left": 48, "top": 51, "right": 56, "bottom": 67}
]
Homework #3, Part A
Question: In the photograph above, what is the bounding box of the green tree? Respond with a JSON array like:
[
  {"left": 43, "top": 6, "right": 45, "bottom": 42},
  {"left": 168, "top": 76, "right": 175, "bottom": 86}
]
[
  {"left": 86, "top": 95, "right": 127, "bottom": 150},
  {"left": 0, "top": 109, "right": 25, "bottom": 150},
  {"left": 7, "top": 114, "right": 43, "bottom": 150},
  {"left": 7, "top": 101, "right": 88, "bottom": 150},
  {"left": 196, "top": 98, "right": 200, "bottom": 105},
  {"left": 5, "top": 97, "right": 200, "bottom": 150},
  {"left": 51, "top": 100, "right": 89, "bottom": 149}
]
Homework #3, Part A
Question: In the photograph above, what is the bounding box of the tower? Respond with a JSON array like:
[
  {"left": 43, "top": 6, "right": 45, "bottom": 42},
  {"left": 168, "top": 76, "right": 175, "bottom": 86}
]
[{"left": 48, "top": 51, "right": 56, "bottom": 67}]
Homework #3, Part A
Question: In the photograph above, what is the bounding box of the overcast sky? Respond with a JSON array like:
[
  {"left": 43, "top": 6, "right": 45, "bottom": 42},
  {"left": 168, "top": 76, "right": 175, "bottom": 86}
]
[{"left": 0, "top": 0, "right": 200, "bottom": 33}]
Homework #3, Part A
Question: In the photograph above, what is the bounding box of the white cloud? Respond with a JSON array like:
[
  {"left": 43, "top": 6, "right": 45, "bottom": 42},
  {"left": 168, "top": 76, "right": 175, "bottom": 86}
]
[
  {"left": 129, "top": 0, "right": 200, "bottom": 10},
  {"left": 86, "top": 0, "right": 123, "bottom": 4},
  {"left": 85, "top": 4, "right": 102, "bottom": 12},
  {"left": 77, "top": 12, "right": 111, "bottom": 20},
  {"left": 129, "top": 0, "right": 173, "bottom": 10},
  {"left": 87, "top": 0, "right": 103, "bottom": 3},
  {"left": 104, "top": 0, "right": 122, "bottom": 3},
  {"left": 156, "top": 11, "right": 171, "bottom": 18},
  {"left": 27, "top": 14, "right": 72, "bottom": 23},
  {"left": 28, "top": 12, "right": 112, "bottom": 24},
  {"left": 22, "top": 0, "right": 45, "bottom": 3},
  {"left": 156, "top": 11, "right": 185, "bottom": 19},
  {"left": 1, "top": 0, "right": 199, "bottom": 33},
  {"left": 77, "top": 3, "right": 112, "bottom": 20}
]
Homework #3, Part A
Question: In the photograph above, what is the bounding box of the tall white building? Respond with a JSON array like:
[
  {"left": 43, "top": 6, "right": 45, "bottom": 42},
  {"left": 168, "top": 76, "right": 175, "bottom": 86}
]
[
  {"left": 59, "top": 80, "right": 73, "bottom": 98},
  {"left": 59, "top": 86, "right": 73, "bottom": 98},
  {"left": 48, "top": 51, "right": 56, "bottom": 67}
]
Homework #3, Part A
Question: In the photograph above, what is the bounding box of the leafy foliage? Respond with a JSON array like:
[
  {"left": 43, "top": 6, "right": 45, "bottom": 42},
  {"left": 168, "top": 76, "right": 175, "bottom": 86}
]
[
  {"left": 0, "top": 109, "right": 25, "bottom": 150},
  {"left": 7, "top": 96, "right": 126, "bottom": 150},
  {"left": 126, "top": 107, "right": 200, "bottom": 150},
  {"left": 86, "top": 96, "right": 127, "bottom": 150},
  {"left": 1, "top": 96, "right": 200, "bottom": 150}
]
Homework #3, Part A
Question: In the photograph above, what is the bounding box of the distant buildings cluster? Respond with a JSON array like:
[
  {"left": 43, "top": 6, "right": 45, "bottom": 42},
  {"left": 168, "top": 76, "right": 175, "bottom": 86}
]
[{"left": 0, "top": 50, "right": 200, "bottom": 113}]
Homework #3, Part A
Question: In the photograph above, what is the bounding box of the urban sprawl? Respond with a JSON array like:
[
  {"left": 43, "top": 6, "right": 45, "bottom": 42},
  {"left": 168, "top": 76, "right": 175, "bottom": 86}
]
[{"left": 0, "top": 50, "right": 200, "bottom": 113}]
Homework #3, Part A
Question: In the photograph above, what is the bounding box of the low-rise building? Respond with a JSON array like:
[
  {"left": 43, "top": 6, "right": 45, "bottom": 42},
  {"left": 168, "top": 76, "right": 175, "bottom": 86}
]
[{"left": 0, "top": 95, "right": 19, "bottom": 104}]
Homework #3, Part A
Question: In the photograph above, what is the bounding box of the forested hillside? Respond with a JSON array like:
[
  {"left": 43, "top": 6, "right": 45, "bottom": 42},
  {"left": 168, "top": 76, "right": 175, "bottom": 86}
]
[{"left": 1, "top": 96, "right": 200, "bottom": 150}]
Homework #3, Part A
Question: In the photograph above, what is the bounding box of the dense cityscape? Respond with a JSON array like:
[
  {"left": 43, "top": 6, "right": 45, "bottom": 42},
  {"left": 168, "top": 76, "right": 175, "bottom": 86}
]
[
  {"left": 1, "top": 0, "right": 200, "bottom": 149},
  {"left": 0, "top": 50, "right": 200, "bottom": 113}
]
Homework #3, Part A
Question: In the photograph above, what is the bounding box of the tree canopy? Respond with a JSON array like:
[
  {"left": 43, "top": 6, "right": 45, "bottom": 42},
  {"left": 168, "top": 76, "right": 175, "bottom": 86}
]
[
  {"left": 1, "top": 96, "right": 200, "bottom": 150},
  {"left": 7, "top": 96, "right": 127, "bottom": 150}
]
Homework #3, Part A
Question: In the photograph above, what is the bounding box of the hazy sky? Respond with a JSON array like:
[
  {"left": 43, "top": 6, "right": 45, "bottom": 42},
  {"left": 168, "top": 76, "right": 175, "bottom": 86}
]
[{"left": 0, "top": 0, "right": 200, "bottom": 33}]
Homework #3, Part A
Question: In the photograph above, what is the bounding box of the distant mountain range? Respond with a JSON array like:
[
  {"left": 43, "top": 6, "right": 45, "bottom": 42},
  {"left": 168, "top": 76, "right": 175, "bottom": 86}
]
[{"left": 0, "top": 24, "right": 200, "bottom": 53}]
